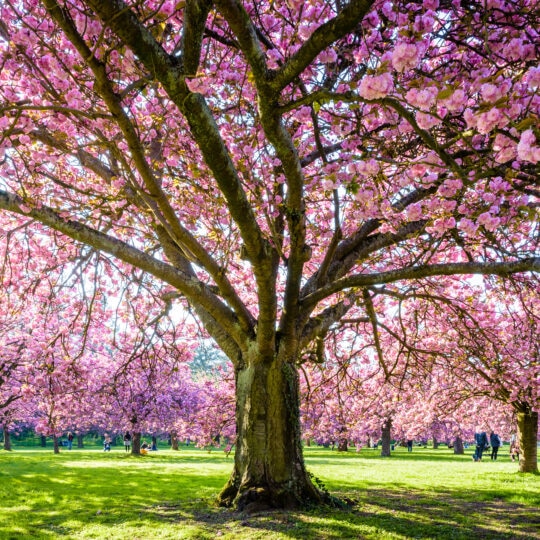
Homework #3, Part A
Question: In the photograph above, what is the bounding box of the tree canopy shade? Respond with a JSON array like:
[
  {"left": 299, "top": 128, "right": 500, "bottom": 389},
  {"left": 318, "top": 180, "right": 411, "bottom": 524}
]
[{"left": 0, "top": 0, "right": 539, "bottom": 509}]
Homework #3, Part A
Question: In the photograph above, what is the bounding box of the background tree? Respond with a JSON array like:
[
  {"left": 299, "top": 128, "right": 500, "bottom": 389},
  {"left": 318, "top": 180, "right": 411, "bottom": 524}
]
[{"left": 0, "top": 0, "right": 538, "bottom": 509}]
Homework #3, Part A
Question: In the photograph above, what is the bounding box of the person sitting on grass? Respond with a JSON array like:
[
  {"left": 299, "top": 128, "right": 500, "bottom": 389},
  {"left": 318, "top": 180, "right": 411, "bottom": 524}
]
[
  {"left": 141, "top": 442, "right": 149, "bottom": 455},
  {"left": 103, "top": 435, "right": 111, "bottom": 452}
]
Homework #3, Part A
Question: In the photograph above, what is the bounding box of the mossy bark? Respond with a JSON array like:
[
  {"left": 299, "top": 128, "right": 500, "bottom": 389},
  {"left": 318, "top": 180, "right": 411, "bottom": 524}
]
[
  {"left": 517, "top": 409, "right": 538, "bottom": 473},
  {"left": 53, "top": 435, "right": 60, "bottom": 454},
  {"left": 453, "top": 436, "right": 464, "bottom": 455},
  {"left": 380, "top": 418, "right": 392, "bottom": 457},
  {"left": 2, "top": 426, "right": 11, "bottom": 451},
  {"left": 217, "top": 360, "right": 321, "bottom": 511},
  {"left": 132, "top": 432, "right": 141, "bottom": 455}
]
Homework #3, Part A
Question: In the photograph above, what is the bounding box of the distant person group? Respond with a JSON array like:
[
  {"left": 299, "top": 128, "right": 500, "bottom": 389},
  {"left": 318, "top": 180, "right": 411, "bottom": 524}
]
[{"left": 473, "top": 429, "right": 507, "bottom": 462}]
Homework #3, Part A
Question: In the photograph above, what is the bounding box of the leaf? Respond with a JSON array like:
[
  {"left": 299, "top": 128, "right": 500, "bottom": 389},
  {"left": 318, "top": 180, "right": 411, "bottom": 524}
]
[
  {"left": 436, "top": 88, "right": 455, "bottom": 100},
  {"left": 515, "top": 117, "right": 537, "bottom": 131}
]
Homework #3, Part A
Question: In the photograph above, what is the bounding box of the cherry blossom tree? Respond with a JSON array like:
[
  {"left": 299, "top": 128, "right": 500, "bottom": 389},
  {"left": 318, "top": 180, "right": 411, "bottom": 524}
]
[{"left": 0, "top": 0, "right": 538, "bottom": 509}]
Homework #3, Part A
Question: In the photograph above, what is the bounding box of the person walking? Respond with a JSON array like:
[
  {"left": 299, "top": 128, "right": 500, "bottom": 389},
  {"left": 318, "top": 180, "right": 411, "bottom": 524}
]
[
  {"left": 474, "top": 430, "right": 488, "bottom": 461},
  {"left": 407, "top": 439, "right": 413, "bottom": 452},
  {"left": 490, "top": 431, "right": 501, "bottom": 460},
  {"left": 123, "top": 431, "right": 132, "bottom": 453}
]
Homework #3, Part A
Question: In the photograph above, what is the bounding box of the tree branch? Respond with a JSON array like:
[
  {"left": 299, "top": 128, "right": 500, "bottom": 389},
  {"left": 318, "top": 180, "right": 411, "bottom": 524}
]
[{"left": 302, "top": 258, "right": 540, "bottom": 307}]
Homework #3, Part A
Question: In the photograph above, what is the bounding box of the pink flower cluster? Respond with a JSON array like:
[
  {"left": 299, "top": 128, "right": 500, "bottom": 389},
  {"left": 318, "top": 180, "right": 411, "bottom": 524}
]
[
  {"left": 359, "top": 73, "right": 394, "bottom": 100},
  {"left": 517, "top": 129, "right": 540, "bottom": 164},
  {"left": 392, "top": 42, "right": 421, "bottom": 72}
]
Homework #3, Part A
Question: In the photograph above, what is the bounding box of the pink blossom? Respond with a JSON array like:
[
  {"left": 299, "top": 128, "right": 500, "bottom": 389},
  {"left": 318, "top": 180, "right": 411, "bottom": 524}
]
[
  {"left": 493, "top": 134, "right": 517, "bottom": 164},
  {"left": 476, "top": 108, "right": 506, "bottom": 135},
  {"left": 458, "top": 218, "right": 478, "bottom": 236},
  {"left": 392, "top": 42, "right": 421, "bottom": 72},
  {"left": 429, "top": 216, "right": 456, "bottom": 235},
  {"left": 319, "top": 49, "right": 337, "bottom": 64},
  {"left": 414, "top": 13, "right": 435, "bottom": 34},
  {"left": 185, "top": 76, "right": 209, "bottom": 94},
  {"left": 406, "top": 88, "right": 437, "bottom": 110},
  {"left": 506, "top": 38, "right": 525, "bottom": 61},
  {"left": 406, "top": 203, "right": 423, "bottom": 221},
  {"left": 477, "top": 212, "right": 501, "bottom": 231},
  {"left": 416, "top": 111, "right": 440, "bottom": 129},
  {"left": 524, "top": 67, "right": 540, "bottom": 90},
  {"left": 359, "top": 73, "right": 394, "bottom": 99},
  {"left": 480, "top": 83, "right": 502, "bottom": 103},
  {"left": 517, "top": 129, "right": 540, "bottom": 164}
]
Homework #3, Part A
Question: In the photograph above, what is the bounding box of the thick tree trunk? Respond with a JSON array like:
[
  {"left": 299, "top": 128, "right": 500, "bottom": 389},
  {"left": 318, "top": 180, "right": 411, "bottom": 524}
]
[
  {"left": 337, "top": 438, "right": 348, "bottom": 452},
  {"left": 517, "top": 409, "right": 538, "bottom": 473},
  {"left": 77, "top": 434, "right": 84, "bottom": 448},
  {"left": 132, "top": 432, "right": 141, "bottom": 455},
  {"left": 217, "top": 361, "right": 322, "bottom": 511},
  {"left": 432, "top": 436, "right": 439, "bottom": 449},
  {"left": 2, "top": 426, "right": 12, "bottom": 451},
  {"left": 453, "top": 436, "right": 464, "bottom": 455},
  {"left": 53, "top": 435, "right": 60, "bottom": 454},
  {"left": 170, "top": 431, "right": 179, "bottom": 450},
  {"left": 380, "top": 418, "right": 392, "bottom": 457}
]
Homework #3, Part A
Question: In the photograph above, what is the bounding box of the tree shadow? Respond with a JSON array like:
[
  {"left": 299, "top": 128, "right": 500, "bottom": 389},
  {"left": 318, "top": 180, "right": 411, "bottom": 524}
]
[{"left": 141, "top": 486, "right": 540, "bottom": 539}]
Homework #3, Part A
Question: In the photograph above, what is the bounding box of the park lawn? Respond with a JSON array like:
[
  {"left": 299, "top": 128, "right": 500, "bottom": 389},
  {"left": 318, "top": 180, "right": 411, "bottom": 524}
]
[{"left": 0, "top": 445, "right": 538, "bottom": 539}]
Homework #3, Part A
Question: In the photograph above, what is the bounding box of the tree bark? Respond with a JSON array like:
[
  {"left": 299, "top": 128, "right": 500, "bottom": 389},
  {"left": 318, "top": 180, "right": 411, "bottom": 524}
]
[
  {"left": 337, "top": 438, "right": 348, "bottom": 452},
  {"left": 2, "top": 426, "right": 12, "bottom": 451},
  {"left": 77, "top": 434, "right": 84, "bottom": 448},
  {"left": 517, "top": 409, "right": 538, "bottom": 473},
  {"left": 217, "top": 361, "right": 322, "bottom": 511},
  {"left": 432, "top": 435, "right": 439, "bottom": 449},
  {"left": 453, "top": 436, "right": 464, "bottom": 455},
  {"left": 53, "top": 435, "right": 60, "bottom": 454},
  {"left": 132, "top": 432, "right": 141, "bottom": 455},
  {"left": 380, "top": 418, "right": 392, "bottom": 457},
  {"left": 171, "top": 431, "right": 179, "bottom": 450}
]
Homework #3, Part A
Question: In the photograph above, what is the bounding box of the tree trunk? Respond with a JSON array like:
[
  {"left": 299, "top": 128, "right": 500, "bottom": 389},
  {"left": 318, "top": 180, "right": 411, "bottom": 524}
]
[
  {"left": 432, "top": 436, "right": 439, "bottom": 449},
  {"left": 77, "top": 434, "right": 84, "bottom": 448},
  {"left": 517, "top": 409, "right": 538, "bottom": 473},
  {"left": 381, "top": 418, "right": 392, "bottom": 457},
  {"left": 2, "top": 426, "right": 12, "bottom": 451},
  {"left": 40, "top": 435, "right": 47, "bottom": 447},
  {"left": 217, "top": 361, "right": 322, "bottom": 511},
  {"left": 53, "top": 435, "right": 60, "bottom": 454},
  {"left": 337, "top": 438, "right": 348, "bottom": 452},
  {"left": 453, "top": 436, "right": 464, "bottom": 455},
  {"left": 171, "top": 431, "right": 179, "bottom": 450},
  {"left": 132, "top": 432, "right": 141, "bottom": 455}
]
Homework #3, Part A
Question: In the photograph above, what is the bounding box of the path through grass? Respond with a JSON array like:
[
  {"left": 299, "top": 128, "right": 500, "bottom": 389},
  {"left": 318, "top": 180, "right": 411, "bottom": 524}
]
[{"left": 0, "top": 445, "right": 538, "bottom": 539}]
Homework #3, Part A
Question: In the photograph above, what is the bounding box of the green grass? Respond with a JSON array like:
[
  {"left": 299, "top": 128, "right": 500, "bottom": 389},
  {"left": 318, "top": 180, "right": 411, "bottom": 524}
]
[{"left": 0, "top": 445, "right": 538, "bottom": 539}]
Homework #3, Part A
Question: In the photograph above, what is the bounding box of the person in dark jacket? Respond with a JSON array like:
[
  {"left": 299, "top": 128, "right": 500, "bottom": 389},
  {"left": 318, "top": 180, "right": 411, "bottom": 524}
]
[
  {"left": 474, "top": 430, "right": 488, "bottom": 461},
  {"left": 490, "top": 431, "right": 502, "bottom": 460}
]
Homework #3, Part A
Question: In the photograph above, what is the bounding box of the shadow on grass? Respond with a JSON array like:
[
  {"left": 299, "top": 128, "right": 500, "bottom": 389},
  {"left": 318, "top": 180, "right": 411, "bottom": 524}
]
[
  {"left": 142, "top": 486, "right": 540, "bottom": 540},
  {"left": 1, "top": 449, "right": 538, "bottom": 539}
]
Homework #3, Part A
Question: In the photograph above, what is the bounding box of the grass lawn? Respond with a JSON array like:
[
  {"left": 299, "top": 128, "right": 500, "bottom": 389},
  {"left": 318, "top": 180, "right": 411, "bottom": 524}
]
[{"left": 0, "top": 444, "right": 538, "bottom": 539}]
